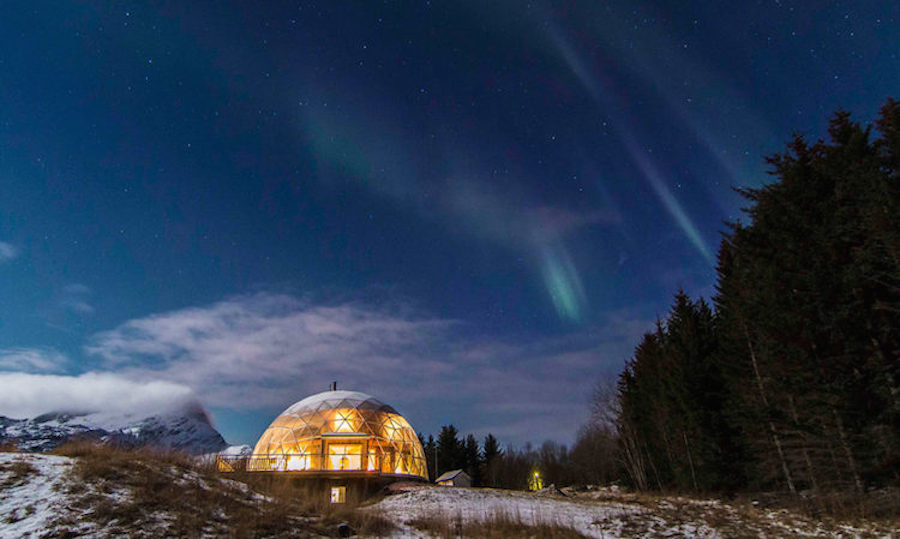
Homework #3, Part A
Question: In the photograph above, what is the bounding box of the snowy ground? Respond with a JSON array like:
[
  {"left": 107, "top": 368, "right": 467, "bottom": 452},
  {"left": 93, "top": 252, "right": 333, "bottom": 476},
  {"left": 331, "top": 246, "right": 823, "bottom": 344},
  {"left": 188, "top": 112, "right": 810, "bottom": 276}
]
[
  {"left": 370, "top": 485, "right": 710, "bottom": 538},
  {"left": 0, "top": 452, "right": 88, "bottom": 538},
  {"left": 2, "top": 451, "right": 895, "bottom": 538},
  {"left": 368, "top": 484, "right": 898, "bottom": 538},
  {"left": 0, "top": 450, "right": 324, "bottom": 538}
]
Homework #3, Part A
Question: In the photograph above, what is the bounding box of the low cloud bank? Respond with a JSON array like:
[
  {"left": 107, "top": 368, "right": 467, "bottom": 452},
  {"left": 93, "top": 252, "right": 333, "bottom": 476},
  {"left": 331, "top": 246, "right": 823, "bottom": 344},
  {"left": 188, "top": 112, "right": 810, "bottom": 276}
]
[
  {"left": 83, "top": 292, "right": 649, "bottom": 444},
  {"left": 0, "top": 372, "right": 194, "bottom": 420},
  {"left": 0, "top": 293, "right": 650, "bottom": 443}
]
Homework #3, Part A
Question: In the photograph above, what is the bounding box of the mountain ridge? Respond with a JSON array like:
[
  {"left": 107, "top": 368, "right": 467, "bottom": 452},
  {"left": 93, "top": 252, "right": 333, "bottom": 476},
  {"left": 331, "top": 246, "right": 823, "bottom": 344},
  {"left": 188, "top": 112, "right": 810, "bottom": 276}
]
[{"left": 0, "top": 401, "right": 228, "bottom": 454}]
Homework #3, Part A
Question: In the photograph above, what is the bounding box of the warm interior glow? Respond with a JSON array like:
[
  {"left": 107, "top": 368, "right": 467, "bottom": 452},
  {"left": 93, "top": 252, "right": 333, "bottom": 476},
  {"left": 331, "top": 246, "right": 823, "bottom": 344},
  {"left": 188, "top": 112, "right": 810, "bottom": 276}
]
[
  {"left": 249, "top": 393, "right": 427, "bottom": 478},
  {"left": 382, "top": 415, "right": 404, "bottom": 440},
  {"left": 328, "top": 443, "right": 362, "bottom": 470},
  {"left": 333, "top": 409, "right": 357, "bottom": 432},
  {"left": 285, "top": 454, "right": 310, "bottom": 471}
]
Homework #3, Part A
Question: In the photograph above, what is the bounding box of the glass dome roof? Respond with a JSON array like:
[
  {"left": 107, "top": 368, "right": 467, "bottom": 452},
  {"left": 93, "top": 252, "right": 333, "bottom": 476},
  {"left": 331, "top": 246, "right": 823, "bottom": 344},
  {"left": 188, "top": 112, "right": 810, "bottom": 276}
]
[{"left": 247, "top": 390, "right": 427, "bottom": 479}]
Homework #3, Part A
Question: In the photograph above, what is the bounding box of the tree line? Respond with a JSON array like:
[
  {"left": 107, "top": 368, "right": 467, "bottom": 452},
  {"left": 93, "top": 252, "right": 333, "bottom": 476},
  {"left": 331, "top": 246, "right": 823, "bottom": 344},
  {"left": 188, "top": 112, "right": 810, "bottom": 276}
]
[
  {"left": 417, "top": 424, "right": 617, "bottom": 489},
  {"left": 616, "top": 100, "right": 899, "bottom": 500},
  {"left": 419, "top": 101, "right": 898, "bottom": 507}
]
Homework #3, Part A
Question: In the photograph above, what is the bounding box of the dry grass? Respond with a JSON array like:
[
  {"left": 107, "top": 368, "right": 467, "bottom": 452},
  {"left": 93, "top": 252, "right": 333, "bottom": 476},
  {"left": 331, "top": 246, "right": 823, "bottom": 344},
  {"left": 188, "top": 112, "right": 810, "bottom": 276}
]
[
  {"left": 50, "top": 441, "right": 325, "bottom": 537},
  {"left": 0, "top": 455, "right": 40, "bottom": 527},
  {"left": 45, "top": 441, "right": 399, "bottom": 537},
  {"left": 730, "top": 489, "right": 900, "bottom": 537},
  {"left": 232, "top": 472, "right": 397, "bottom": 536},
  {"left": 408, "top": 509, "right": 588, "bottom": 538},
  {"left": 577, "top": 487, "right": 900, "bottom": 538},
  {"left": 0, "top": 457, "right": 37, "bottom": 488},
  {"left": 0, "top": 441, "right": 20, "bottom": 453},
  {"left": 321, "top": 506, "right": 397, "bottom": 537}
]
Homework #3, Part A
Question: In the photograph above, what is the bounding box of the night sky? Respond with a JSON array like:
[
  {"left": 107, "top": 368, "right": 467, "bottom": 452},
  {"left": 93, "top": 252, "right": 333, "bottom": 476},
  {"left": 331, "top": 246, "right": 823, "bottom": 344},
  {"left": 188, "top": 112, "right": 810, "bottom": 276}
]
[{"left": 1, "top": 1, "right": 898, "bottom": 446}]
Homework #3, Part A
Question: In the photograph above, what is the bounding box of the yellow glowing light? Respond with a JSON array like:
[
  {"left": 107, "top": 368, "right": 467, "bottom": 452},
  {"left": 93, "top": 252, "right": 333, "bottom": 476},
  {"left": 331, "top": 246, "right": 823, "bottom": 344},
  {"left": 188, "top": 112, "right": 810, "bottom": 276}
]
[
  {"left": 528, "top": 470, "right": 544, "bottom": 491},
  {"left": 328, "top": 444, "right": 362, "bottom": 470},
  {"left": 333, "top": 409, "right": 356, "bottom": 432},
  {"left": 245, "top": 391, "right": 428, "bottom": 478},
  {"left": 286, "top": 454, "right": 310, "bottom": 471},
  {"left": 383, "top": 416, "right": 403, "bottom": 440}
]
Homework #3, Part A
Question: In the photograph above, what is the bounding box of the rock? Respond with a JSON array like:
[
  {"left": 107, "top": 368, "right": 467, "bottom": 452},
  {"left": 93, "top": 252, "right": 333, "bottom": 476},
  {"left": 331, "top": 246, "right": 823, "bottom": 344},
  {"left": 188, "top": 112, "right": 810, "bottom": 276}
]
[
  {"left": 337, "top": 522, "right": 354, "bottom": 537},
  {"left": 535, "top": 483, "right": 569, "bottom": 497}
]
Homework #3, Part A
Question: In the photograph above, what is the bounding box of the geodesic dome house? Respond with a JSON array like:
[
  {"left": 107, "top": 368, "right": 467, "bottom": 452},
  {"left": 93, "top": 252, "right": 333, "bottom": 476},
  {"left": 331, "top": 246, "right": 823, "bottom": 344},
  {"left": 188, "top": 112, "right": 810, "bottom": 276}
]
[{"left": 218, "top": 389, "right": 428, "bottom": 486}]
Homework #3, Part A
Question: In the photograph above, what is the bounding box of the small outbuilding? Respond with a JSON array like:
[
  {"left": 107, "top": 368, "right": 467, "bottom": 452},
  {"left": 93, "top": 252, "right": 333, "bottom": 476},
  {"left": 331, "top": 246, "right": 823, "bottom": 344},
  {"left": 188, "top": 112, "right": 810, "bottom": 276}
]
[{"left": 435, "top": 469, "right": 472, "bottom": 487}]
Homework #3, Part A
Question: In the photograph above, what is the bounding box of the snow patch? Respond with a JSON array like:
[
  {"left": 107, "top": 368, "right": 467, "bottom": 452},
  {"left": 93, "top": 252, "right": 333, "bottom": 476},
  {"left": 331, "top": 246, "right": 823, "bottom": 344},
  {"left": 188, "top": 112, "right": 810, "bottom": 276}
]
[
  {"left": 370, "top": 485, "right": 653, "bottom": 538},
  {"left": 0, "top": 453, "right": 78, "bottom": 538}
]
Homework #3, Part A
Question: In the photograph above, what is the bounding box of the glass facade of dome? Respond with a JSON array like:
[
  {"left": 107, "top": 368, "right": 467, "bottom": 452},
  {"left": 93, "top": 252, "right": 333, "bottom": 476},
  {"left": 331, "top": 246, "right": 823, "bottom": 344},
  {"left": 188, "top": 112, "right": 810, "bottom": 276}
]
[{"left": 239, "top": 390, "right": 427, "bottom": 479}]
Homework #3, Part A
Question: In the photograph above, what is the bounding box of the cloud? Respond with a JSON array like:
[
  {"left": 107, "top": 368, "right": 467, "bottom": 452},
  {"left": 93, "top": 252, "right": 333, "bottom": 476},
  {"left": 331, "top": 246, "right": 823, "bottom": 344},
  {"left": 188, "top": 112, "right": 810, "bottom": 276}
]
[
  {"left": 0, "top": 372, "right": 194, "bottom": 420},
  {"left": 0, "top": 347, "right": 68, "bottom": 374},
  {"left": 87, "top": 293, "right": 458, "bottom": 409},
  {"left": 0, "top": 242, "right": 18, "bottom": 263},
  {"left": 59, "top": 284, "right": 95, "bottom": 314},
  {"left": 85, "top": 292, "right": 650, "bottom": 444},
  {"left": 40, "top": 284, "right": 96, "bottom": 333}
]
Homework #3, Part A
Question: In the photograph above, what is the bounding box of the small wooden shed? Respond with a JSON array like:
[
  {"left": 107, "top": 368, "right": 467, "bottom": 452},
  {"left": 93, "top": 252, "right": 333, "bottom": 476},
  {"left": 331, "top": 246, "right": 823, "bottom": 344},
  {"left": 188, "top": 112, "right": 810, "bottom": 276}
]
[{"left": 435, "top": 469, "right": 472, "bottom": 487}]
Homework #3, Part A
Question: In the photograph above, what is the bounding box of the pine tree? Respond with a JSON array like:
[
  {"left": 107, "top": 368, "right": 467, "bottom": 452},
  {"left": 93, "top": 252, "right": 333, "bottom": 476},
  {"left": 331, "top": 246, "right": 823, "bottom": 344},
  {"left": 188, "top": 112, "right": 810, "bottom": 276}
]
[
  {"left": 614, "top": 290, "right": 749, "bottom": 492},
  {"left": 613, "top": 99, "right": 900, "bottom": 499},
  {"left": 463, "top": 434, "right": 482, "bottom": 486},
  {"left": 436, "top": 425, "right": 464, "bottom": 475},
  {"left": 482, "top": 433, "right": 502, "bottom": 487},
  {"left": 714, "top": 103, "right": 900, "bottom": 493},
  {"left": 423, "top": 434, "right": 437, "bottom": 481}
]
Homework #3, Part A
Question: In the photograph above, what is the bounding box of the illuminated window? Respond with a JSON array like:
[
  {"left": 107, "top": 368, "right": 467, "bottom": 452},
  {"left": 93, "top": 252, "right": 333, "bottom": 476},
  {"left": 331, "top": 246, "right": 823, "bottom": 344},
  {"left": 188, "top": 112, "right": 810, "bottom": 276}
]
[
  {"left": 328, "top": 444, "right": 362, "bottom": 470},
  {"left": 367, "top": 449, "right": 378, "bottom": 471},
  {"left": 285, "top": 454, "right": 310, "bottom": 471},
  {"left": 330, "top": 486, "right": 346, "bottom": 504}
]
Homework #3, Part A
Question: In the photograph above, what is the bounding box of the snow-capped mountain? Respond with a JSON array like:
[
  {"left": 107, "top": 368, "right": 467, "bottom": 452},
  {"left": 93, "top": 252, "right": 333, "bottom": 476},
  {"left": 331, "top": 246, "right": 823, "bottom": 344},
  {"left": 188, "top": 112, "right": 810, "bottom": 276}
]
[{"left": 0, "top": 400, "right": 228, "bottom": 454}]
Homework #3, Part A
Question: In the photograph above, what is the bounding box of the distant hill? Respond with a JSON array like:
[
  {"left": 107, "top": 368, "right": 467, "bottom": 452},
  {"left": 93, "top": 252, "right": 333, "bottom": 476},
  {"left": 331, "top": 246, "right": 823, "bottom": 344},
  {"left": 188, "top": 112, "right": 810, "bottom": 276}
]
[{"left": 0, "top": 400, "right": 228, "bottom": 454}]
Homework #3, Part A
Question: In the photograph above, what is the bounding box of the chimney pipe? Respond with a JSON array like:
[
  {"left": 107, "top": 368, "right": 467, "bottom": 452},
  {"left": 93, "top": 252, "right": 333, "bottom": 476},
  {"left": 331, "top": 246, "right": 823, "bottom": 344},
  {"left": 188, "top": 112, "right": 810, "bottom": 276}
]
[{"left": 331, "top": 381, "right": 337, "bottom": 391}]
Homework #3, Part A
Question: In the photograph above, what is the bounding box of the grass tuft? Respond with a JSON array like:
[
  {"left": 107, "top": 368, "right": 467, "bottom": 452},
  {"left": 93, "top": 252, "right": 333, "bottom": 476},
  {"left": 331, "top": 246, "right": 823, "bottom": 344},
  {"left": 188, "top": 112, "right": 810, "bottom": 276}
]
[
  {"left": 409, "top": 508, "right": 588, "bottom": 538},
  {"left": 0, "top": 457, "right": 37, "bottom": 488},
  {"left": 0, "top": 441, "right": 20, "bottom": 453}
]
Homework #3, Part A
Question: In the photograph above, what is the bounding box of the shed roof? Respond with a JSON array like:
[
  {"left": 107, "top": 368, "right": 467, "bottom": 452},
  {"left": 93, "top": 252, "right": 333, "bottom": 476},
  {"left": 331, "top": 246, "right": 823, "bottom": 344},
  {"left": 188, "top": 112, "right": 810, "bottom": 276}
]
[{"left": 435, "top": 469, "right": 470, "bottom": 482}]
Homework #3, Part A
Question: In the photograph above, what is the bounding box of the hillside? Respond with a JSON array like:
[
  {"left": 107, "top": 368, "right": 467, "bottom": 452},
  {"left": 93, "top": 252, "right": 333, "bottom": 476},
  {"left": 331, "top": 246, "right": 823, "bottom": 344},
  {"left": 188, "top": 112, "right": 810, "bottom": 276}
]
[
  {"left": 2, "top": 448, "right": 896, "bottom": 538},
  {"left": 0, "top": 447, "right": 328, "bottom": 538},
  {"left": 368, "top": 484, "right": 899, "bottom": 538}
]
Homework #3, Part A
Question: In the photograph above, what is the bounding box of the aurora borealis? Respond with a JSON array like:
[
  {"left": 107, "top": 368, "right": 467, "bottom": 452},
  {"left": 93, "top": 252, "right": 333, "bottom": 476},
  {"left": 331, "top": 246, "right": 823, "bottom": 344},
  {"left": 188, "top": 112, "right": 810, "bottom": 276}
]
[{"left": 0, "top": 1, "right": 897, "bottom": 444}]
